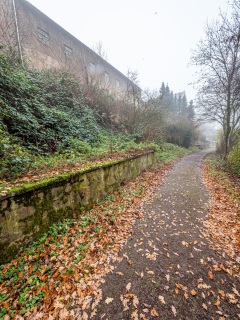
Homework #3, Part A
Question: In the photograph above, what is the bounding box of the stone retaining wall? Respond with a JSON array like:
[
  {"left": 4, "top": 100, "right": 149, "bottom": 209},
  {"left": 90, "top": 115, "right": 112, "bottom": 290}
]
[{"left": 0, "top": 151, "right": 155, "bottom": 264}]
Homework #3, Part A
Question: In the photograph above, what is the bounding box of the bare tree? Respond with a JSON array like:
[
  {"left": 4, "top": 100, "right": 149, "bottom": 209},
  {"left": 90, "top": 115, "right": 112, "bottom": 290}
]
[{"left": 191, "top": 1, "right": 240, "bottom": 157}]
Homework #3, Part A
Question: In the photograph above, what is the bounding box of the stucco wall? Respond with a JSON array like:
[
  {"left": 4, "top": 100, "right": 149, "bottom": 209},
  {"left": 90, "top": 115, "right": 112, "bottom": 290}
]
[{"left": 0, "top": 151, "right": 155, "bottom": 264}]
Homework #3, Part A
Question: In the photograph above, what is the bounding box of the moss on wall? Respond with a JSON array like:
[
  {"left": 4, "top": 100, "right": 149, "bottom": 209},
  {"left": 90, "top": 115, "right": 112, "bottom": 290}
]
[{"left": 0, "top": 151, "right": 155, "bottom": 264}]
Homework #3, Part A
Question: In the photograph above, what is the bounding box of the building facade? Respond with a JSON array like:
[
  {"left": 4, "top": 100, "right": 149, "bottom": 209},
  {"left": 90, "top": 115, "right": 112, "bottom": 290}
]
[{"left": 0, "top": 0, "right": 139, "bottom": 97}]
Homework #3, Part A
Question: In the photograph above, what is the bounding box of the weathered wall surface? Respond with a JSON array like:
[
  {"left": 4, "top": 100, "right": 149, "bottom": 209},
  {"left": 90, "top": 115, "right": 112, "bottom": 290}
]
[
  {"left": 0, "top": 151, "right": 155, "bottom": 264},
  {"left": 0, "top": 0, "right": 140, "bottom": 97}
]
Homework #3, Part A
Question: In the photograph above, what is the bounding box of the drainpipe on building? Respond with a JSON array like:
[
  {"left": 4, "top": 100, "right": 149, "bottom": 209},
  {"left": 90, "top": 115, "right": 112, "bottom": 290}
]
[{"left": 12, "top": 0, "right": 24, "bottom": 67}]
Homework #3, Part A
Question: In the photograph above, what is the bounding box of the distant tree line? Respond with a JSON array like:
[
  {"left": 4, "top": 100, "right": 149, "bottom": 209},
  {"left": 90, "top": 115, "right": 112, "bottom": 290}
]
[{"left": 83, "top": 75, "right": 200, "bottom": 149}]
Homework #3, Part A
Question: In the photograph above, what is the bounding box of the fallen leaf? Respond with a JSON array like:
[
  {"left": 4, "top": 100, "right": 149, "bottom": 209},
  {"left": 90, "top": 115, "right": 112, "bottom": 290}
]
[
  {"left": 233, "top": 287, "right": 240, "bottom": 296},
  {"left": 198, "top": 283, "right": 211, "bottom": 289},
  {"left": 82, "top": 311, "right": 88, "bottom": 320},
  {"left": 126, "top": 282, "right": 131, "bottom": 292},
  {"left": 184, "top": 292, "right": 188, "bottom": 300},
  {"left": 131, "top": 310, "right": 138, "bottom": 320},
  {"left": 133, "top": 295, "right": 139, "bottom": 308},
  {"left": 190, "top": 289, "right": 197, "bottom": 296},
  {"left": 182, "top": 241, "right": 189, "bottom": 247},
  {"left": 158, "top": 295, "right": 166, "bottom": 304},
  {"left": 151, "top": 308, "right": 159, "bottom": 317},
  {"left": 218, "top": 290, "right": 225, "bottom": 298},
  {"left": 166, "top": 274, "right": 170, "bottom": 281},
  {"left": 202, "top": 303, "right": 207, "bottom": 310},
  {"left": 105, "top": 297, "right": 114, "bottom": 304},
  {"left": 214, "top": 299, "right": 220, "bottom": 306},
  {"left": 171, "top": 306, "right": 177, "bottom": 317},
  {"left": 90, "top": 309, "right": 97, "bottom": 318}
]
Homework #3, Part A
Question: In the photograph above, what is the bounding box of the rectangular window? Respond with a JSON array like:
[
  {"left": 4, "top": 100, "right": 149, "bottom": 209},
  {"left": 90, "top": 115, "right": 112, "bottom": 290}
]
[
  {"left": 116, "top": 79, "right": 120, "bottom": 89},
  {"left": 89, "top": 62, "right": 96, "bottom": 73},
  {"left": 104, "top": 72, "right": 109, "bottom": 83},
  {"left": 37, "top": 28, "right": 50, "bottom": 45},
  {"left": 64, "top": 45, "right": 73, "bottom": 57}
]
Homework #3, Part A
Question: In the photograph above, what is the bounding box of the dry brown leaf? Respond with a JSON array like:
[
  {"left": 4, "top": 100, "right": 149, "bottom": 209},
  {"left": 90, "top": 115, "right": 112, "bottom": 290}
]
[
  {"left": 59, "top": 308, "right": 70, "bottom": 319},
  {"left": 82, "top": 311, "right": 88, "bottom": 320},
  {"left": 233, "top": 287, "right": 240, "bottom": 296},
  {"left": 176, "top": 283, "right": 183, "bottom": 289},
  {"left": 208, "top": 271, "right": 214, "bottom": 280},
  {"left": 214, "top": 299, "right": 221, "bottom": 306},
  {"left": 105, "top": 297, "right": 114, "bottom": 304},
  {"left": 158, "top": 295, "right": 166, "bottom": 304},
  {"left": 190, "top": 289, "right": 197, "bottom": 296},
  {"left": 90, "top": 309, "right": 97, "bottom": 318},
  {"left": 133, "top": 295, "right": 139, "bottom": 308},
  {"left": 120, "top": 295, "right": 129, "bottom": 311},
  {"left": 126, "top": 282, "right": 132, "bottom": 292},
  {"left": 151, "top": 308, "right": 159, "bottom": 317},
  {"left": 218, "top": 289, "right": 225, "bottom": 298},
  {"left": 166, "top": 274, "right": 170, "bottom": 281},
  {"left": 32, "top": 313, "right": 45, "bottom": 320},
  {"left": 131, "top": 310, "right": 138, "bottom": 320},
  {"left": 198, "top": 283, "right": 211, "bottom": 289},
  {"left": 171, "top": 306, "right": 177, "bottom": 317},
  {"left": 54, "top": 300, "right": 65, "bottom": 309},
  {"left": 182, "top": 241, "right": 189, "bottom": 247},
  {"left": 147, "top": 270, "right": 154, "bottom": 275},
  {"left": 184, "top": 292, "right": 189, "bottom": 300},
  {"left": 202, "top": 303, "right": 207, "bottom": 310}
]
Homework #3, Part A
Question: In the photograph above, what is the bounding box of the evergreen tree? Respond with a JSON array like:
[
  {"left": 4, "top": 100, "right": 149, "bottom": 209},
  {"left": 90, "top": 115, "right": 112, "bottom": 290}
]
[{"left": 187, "top": 100, "right": 195, "bottom": 120}]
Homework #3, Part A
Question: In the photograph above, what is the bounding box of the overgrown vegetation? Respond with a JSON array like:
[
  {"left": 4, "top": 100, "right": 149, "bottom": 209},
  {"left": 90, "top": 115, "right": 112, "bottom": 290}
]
[
  {"left": 0, "top": 52, "right": 199, "bottom": 184},
  {"left": 216, "top": 130, "right": 240, "bottom": 177},
  {"left": 205, "top": 153, "right": 240, "bottom": 194},
  {"left": 228, "top": 141, "right": 240, "bottom": 176}
]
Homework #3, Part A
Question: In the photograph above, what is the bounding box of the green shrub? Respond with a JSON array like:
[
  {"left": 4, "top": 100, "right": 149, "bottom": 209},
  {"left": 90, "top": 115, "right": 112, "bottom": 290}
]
[
  {"left": 0, "top": 54, "right": 101, "bottom": 155},
  {"left": 0, "top": 122, "right": 33, "bottom": 179},
  {"left": 157, "top": 143, "right": 196, "bottom": 161},
  {"left": 228, "top": 142, "right": 240, "bottom": 176}
]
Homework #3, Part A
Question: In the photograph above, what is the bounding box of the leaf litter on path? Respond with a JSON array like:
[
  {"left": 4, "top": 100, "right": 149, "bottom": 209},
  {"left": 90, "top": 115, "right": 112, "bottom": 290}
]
[
  {"left": 0, "top": 161, "right": 175, "bottom": 319},
  {"left": 1, "top": 153, "right": 240, "bottom": 319}
]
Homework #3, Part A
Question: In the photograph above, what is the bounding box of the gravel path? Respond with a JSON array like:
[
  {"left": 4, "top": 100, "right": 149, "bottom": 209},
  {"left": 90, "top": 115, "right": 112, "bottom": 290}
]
[{"left": 91, "top": 152, "right": 240, "bottom": 320}]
